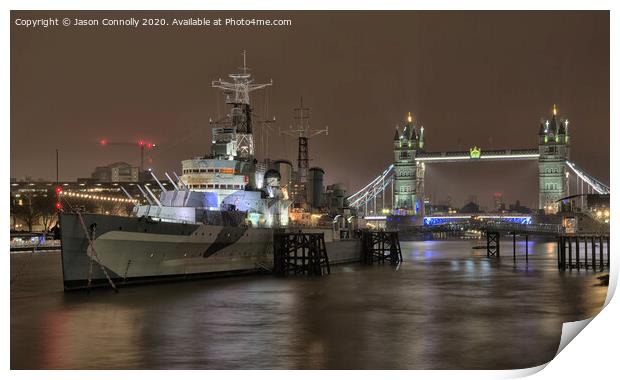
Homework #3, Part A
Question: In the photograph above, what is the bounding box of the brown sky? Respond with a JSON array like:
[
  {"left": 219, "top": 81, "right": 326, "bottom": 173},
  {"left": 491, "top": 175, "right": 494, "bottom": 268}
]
[{"left": 10, "top": 11, "right": 609, "bottom": 209}]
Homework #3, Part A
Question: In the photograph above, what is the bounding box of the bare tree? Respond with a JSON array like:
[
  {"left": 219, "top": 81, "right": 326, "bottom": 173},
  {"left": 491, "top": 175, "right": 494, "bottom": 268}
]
[
  {"left": 10, "top": 190, "right": 57, "bottom": 232},
  {"left": 11, "top": 193, "right": 42, "bottom": 232},
  {"left": 36, "top": 190, "right": 58, "bottom": 232}
]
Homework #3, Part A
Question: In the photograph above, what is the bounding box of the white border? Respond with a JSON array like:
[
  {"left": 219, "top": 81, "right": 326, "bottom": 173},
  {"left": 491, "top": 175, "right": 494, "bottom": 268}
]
[{"left": 4, "top": 1, "right": 617, "bottom": 379}]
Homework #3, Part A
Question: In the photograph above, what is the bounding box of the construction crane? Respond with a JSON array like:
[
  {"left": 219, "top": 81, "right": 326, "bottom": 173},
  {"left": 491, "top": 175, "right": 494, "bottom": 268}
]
[{"left": 99, "top": 139, "right": 156, "bottom": 172}]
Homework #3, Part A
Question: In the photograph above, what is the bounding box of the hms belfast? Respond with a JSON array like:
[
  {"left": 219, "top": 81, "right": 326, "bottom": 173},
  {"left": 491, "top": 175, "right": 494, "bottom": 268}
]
[{"left": 59, "top": 55, "right": 360, "bottom": 290}]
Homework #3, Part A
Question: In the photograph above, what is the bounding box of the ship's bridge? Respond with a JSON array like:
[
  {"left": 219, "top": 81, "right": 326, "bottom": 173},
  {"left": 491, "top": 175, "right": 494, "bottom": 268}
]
[{"left": 180, "top": 158, "right": 248, "bottom": 204}]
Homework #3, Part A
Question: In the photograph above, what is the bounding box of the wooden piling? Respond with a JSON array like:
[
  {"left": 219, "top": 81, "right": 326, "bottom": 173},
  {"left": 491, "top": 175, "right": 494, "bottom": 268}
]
[
  {"left": 486, "top": 231, "right": 500, "bottom": 258},
  {"left": 591, "top": 237, "right": 596, "bottom": 271},
  {"left": 525, "top": 234, "right": 529, "bottom": 264},
  {"left": 584, "top": 236, "right": 588, "bottom": 269},
  {"left": 568, "top": 237, "right": 572, "bottom": 271},
  {"left": 274, "top": 232, "right": 330, "bottom": 277},
  {"left": 599, "top": 235, "right": 604, "bottom": 271},
  {"left": 557, "top": 236, "right": 562, "bottom": 270},
  {"left": 606, "top": 236, "right": 610, "bottom": 270},
  {"left": 513, "top": 232, "right": 516, "bottom": 263},
  {"left": 556, "top": 234, "right": 609, "bottom": 272},
  {"left": 576, "top": 236, "right": 580, "bottom": 271},
  {"left": 361, "top": 230, "right": 402, "bottom": 265}
]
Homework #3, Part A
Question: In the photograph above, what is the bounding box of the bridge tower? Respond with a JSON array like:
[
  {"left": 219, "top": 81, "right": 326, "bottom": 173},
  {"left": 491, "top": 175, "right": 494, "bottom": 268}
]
[
  {"left": 393, "top": 112, "right": 423, "bottom": 215},
  {"left": 538, "top": 104, "right": 570, "bottom": 213}
]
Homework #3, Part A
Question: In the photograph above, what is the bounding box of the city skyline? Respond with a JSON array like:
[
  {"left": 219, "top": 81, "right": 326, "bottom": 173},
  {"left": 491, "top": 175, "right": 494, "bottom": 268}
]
[{"left": 11, "top": 11, "right": 609, "bottom": 209}]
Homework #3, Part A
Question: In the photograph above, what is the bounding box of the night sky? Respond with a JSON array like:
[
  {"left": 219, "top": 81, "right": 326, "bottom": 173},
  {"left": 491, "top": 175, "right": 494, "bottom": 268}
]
[{"left": 10, "top": 11, "right": 609, "bottom": 209}]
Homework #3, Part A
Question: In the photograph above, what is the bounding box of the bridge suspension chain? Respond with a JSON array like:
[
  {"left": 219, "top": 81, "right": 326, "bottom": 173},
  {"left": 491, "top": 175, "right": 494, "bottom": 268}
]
[
  {"left": 347, "top": 165, "right": 395, "bottom": 212},
  {"left": 565, "top": 161, "right": 609, "bottom": 194}
]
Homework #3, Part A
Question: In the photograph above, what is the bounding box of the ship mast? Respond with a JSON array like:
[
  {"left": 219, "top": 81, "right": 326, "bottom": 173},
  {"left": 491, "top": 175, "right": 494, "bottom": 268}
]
[
  {"left": 285, "top": 97, "right": 329, "bottom": 183},
  {"left": 211, "top": 51, "right": 273, "bottom": 159}
]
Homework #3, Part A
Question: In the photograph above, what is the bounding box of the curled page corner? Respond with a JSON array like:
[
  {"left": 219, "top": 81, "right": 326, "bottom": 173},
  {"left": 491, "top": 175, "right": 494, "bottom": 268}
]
[
  {"left": 555, "top": 317, "right": 595, "bottom": 356},
  {"left": 604, "top": 267, "right": 616, "bottom": 307},
  {"left": 509, "top": 362, "right": 549, "bottom": 378}
]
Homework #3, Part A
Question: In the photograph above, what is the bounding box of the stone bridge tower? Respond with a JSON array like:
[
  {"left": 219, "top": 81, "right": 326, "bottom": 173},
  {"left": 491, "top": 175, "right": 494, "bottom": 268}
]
[
  {"left": 538, "top": 104, "right": 570, "bottom": 213},
  {"left": 393, "top": 112, "right": 424, "bottom": 215}
]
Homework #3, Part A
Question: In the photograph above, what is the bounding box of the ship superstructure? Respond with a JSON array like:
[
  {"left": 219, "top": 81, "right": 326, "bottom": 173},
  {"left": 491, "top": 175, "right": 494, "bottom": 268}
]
[{"left": 133, "top": 53, "right": 290, "bottom": 228}]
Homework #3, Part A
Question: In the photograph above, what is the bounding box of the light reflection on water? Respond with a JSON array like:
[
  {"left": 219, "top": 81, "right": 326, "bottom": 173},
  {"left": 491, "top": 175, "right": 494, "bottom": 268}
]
[{"left": 10, "top": 239, "right": 607, "bottom": 370}]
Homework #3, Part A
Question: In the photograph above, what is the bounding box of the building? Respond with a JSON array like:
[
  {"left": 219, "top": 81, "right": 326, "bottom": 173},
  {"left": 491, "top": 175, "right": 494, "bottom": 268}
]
[
  {"left": 393, "top": 112, "right": 424, "bottom": 214},
  {"left": 91, "top": 162, "right": 140, "bottom": 183},
  {"left": 538, "top": 105, "right": 570, "bottom": 213},
  {"left": 493, "top": 192, "right": 505, "bottom": 212}
]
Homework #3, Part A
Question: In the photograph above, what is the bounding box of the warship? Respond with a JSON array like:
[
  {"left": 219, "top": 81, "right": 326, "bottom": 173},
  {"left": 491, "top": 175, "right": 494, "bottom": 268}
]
[{"left": 59, "top": 54, "right": 359, "bottom": 290}]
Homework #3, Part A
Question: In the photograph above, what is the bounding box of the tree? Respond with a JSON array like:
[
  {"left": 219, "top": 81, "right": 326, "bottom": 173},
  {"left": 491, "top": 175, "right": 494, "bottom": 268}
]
[
  {"left": 10, "top": 190, "right": 58, "bottom": 232},
  {"left": 36, "top": 190, "right": 58, "bottom": 232},
  {"left": 11, "top": 193, "right": 42, "bottom": 232}
]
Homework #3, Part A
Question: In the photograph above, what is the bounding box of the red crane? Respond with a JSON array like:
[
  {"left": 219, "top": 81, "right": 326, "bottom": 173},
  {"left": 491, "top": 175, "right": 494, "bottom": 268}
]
[{"left": 99, "top": 139, "right": 156, "bottom": 172}]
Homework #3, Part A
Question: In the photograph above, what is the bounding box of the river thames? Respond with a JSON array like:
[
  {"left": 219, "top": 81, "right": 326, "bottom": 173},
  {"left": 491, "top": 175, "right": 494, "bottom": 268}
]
[{"left": 10, "top": 239, "right": 607, "bottom": 370}]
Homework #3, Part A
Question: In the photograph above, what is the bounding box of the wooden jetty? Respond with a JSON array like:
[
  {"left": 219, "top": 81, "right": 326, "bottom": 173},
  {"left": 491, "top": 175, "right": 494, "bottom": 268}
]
[
  {"left": 273, "top": 232, "right": 330, "bottom": 276},
  {"left": 361, "top": 230, "right": 403, "bottom": 265},
  {"left": 557, "top": 234, "right": 610, "bottom": 271}
]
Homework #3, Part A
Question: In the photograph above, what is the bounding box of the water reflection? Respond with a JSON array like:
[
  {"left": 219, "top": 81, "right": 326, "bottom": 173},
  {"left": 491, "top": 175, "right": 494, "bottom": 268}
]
[{"left": 11, "top": 240, "right": 607, "bottom": 369}]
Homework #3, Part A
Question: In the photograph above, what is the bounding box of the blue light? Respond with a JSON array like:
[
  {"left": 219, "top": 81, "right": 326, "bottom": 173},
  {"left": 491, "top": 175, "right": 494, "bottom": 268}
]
[{"left": 423, "top": 215, "right": 532, "bottom": 226}]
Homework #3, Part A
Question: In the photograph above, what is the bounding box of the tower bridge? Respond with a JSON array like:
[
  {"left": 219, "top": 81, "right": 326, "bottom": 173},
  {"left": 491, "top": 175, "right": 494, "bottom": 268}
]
[{"left": 347, "top": 105, "right": 609, "bottom": 223}]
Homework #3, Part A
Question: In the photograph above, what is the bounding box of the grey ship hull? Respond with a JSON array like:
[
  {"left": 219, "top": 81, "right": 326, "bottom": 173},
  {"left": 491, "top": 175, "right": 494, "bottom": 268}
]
[{"left": 59, "top": 213, "right": 361, "bottom": 290}]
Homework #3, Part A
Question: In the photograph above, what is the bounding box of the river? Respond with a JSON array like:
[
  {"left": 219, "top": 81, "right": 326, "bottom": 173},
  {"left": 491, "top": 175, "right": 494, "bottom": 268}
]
[{"left": 10, "top": 239, "right": 607, "bottom": 369}]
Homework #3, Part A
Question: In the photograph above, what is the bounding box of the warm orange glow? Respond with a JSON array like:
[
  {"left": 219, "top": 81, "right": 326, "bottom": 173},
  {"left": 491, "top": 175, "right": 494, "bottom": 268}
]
[
  {"left": 553, "top": 104, "right": 557, "bottom": 116},
  {"left": 407, "top": 112, "right": 413, "bottom": 123},
  {"left": 220, "top": 168, "right": 235, "bottom": 174}
]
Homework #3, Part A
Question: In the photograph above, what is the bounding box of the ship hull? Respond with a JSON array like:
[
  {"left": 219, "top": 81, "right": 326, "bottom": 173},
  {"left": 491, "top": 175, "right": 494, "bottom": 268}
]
[{"left": 60, "top": 213, "right": 361, "bottom": 290}]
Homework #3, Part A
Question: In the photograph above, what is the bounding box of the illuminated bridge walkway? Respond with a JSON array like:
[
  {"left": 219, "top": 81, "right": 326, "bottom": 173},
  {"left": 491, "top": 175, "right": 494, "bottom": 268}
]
[
  {"left": 364, "top": 214, "right": 564, "bottom": 235},
  {"left": 415, "top": 219, "right": 564, "bottom": 236},
  {"left": 347, "top": 153, "right": 609, "bottom": 216}
]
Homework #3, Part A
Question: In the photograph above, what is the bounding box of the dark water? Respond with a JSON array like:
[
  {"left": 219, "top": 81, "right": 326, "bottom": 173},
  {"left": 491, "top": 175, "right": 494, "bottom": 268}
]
[{"left": 10, "top": 240, "right": 607, "bottom": 370}]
